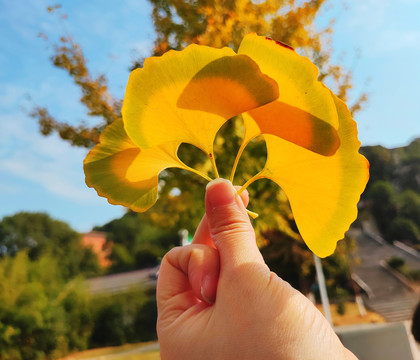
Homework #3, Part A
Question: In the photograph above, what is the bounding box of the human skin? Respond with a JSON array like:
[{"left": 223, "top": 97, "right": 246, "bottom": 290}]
[{"left": 157, "top": 178, "right": 358, "bottom": 360}]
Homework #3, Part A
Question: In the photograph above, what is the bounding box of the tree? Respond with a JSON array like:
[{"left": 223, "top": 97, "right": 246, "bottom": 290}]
[
  {"left": 360, "top": 145, "right": 395, "bottom": 186},
  {"left": 387, "top": 217, "right": 420, "bottom": 244},
  {"left": 260, "top": 227, "right": 314, "bottom": 292},
  {"left": 398, "top": 190, "right": 420, "bottom": 228},
  {"left": 0, "top": 251, "right": 94, "bottom": 359},
  {"left": 398, "top": 140, "right": 420, "bottom": 192},
  {"left": 95, "top": 211, "right": 180, "bottom": 273},
  {"left": 367, "top": 181, "right": 398, "bottom": 236},
  {"left": 33, "top": 1, "right": 366, "bottom": 291},
  {"left": 0, "top": 212, "right": 101, "bottom": 279},
  {"left": 33, "top": 0, "right": 366, "bottom": 148},
  {"left": 89, "top": 302, "right": 126, "bottom": 347},
  {"left": 88, "top": 288, "right": 154, "bottom": 348}
]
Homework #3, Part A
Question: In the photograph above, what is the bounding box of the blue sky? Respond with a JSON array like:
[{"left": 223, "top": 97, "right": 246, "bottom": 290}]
[{"left": 0, "top": 0, "right": 419, "bottom": 232}]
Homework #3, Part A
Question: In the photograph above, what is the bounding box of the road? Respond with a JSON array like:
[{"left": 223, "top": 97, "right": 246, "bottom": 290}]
[
  {"left": 87, "top": 266, "right": 158, "bottom": 295},
  {"left": 353, "top": 228, "right": 420, "bottom": 322}
]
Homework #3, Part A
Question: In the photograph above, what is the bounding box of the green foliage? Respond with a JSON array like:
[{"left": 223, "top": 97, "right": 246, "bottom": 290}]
[
  {"left": 95, "top": 211, "right": 159, "bottom": 248},
  {"left": 360, "top": 145, "right": 395, "bottom": 185},
  {"left": 335, "top": 288, "right": 349, "bottom": 315},
  {"left": 387, "top": 217, "right": 420, "bottom": 243},
  {"left": 367, "top": 182, "right": 420, "bottom": 243},
  {"left": 135, "top": 244, "right": 163, "bottom": 269},
  {"left": 386, "top": 256, "right": 420, "bottom": 283},
  {"left": 322, "top": 236, "right": 357, "bottom": 295},
  {"left": 387, "top": 256, "right": 405, "bottom": 270},
  {"left": 260, "top": 228, "right": 314, "bottom": 292},
  {"left": 0, "top": 212, "right": 101, "bottom": 279},
  {"left": 399, "top": 156, "right": 420, "bottom": 193},
  {"left": 0, "top": 211, "right": 162, "bottom": 357},
  {"left": 403, "top": 138, "right": 420, "bottom": 163},
  {"left": 367, "top": 181, "right": 398, "bottom": 235},
  {"left": 0, "top": 212, "right": 78, "bottom": 258},
  {"left": 132, "top": 295, "right": 158, "bottom": 342},
  {"left": 362, "top": 139, "right": 420, "bottom": 243},
  {"left": 0, "top": 251, "right": 93, "bottom": 359},
  {"left": 399, "top": 190, "right": 420, "bottom": 228},
  {"left": 90, "top": 302, "right": 126, "bottom": 347},
  {"left": 0, "top": 248, "right": 158, "bottom": 357},
  {"left": 96, "top": 211, "right": 179, "bottom": 273},
  {"left": 89, "top": 289, "right": 156, "bottom": 348},
  {"left": 409, "top": 269, "right": 420, "bottom": 281},
  {"left": 108, "top": 243, "right": 136, "bottom": 273}
]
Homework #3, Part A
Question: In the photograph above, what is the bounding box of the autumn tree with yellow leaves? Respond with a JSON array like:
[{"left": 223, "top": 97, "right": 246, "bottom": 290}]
[{"left": 32, "top": 0, "right": 366, "bottom": 291}]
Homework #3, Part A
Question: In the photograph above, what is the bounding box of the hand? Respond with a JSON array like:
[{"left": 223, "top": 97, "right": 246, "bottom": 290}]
[{"left": 157, "top": 179, "right": 357, "bottom": 360}]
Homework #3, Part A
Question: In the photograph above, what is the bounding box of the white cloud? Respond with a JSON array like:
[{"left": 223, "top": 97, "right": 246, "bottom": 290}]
[
  {"left": 0, "top": 112, "right": 97, "bottom": 203},
  {"left": 0, "top": 83, "right": 28, "bottom": 109},
  {"left": 0, "top": 0, "right": 52, "bottom": 41}
]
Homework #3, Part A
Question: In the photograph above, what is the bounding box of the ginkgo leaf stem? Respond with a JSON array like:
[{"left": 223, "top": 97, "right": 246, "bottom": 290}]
[
  {"left": 209, "top": 152, "right": 220, "bottom": 178},
  {"left": 229, "top": 140, "right": 248, "bottom": 182},
  {"left": 246, "top": 209, "right": 259, "bottom": 219},
  {"left": 183, "top": 165, "right": 213, "bottom": 182},
  {"left": 238, "top": 171, "right": 264, "bottom": 195}
]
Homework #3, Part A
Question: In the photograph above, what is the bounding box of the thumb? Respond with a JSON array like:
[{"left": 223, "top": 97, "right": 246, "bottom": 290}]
[{"left": 205, "top": 178, "right": 264, "bottom": 270}]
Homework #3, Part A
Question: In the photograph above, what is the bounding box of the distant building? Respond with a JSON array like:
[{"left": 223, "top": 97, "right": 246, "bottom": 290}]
[{"left": 81, "top": 231, "right": 111, "bottom": 267}]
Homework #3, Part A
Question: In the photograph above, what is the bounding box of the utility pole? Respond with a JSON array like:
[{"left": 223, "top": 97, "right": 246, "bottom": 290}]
[{"left": 313, "top": 254, "right": 333, "bottom": 325}]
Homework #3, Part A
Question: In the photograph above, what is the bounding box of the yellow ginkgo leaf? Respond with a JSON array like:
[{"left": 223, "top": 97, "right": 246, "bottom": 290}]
[
  {"left": 84, "top": 34, "right": 369, "bottom": 258},
  {"left": 123, "top": 44, "right": 279, "bottom": 156},
  {"left": 251, "top": 93, "right": 369, "bottom": 257},
  {"left": 238, "top": 33, "right": 340, "bottom": 156},
  {"left": 84, "top": 119, "right": 191, "bottom": 212}
]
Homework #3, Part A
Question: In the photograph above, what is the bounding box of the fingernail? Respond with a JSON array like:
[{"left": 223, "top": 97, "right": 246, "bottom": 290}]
[
  {"left": 201, "top": 273, "right": 218, "bottom": 304},
  {"left": 206, "top": 178, "right": 236, "bottom": 208}
]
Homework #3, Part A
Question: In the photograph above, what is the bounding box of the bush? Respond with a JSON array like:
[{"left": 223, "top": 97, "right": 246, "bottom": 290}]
[
  {"left": 0, "top": 252, "right": 93, "bottom": 359},
  {"left": 387, "top": 256, "right": 406, "bottom": 270},
  {"left": 90, "top": 303, "right": 126, "bottom": 348},
  {"left": 335, "top": 288, "right": 349, "bottom": 316},
  {"left": 387, "top": 217, "right": 420, "bottom": 243},
  {"left": 409, "top": 269, "right": 420, "bottom": 282},
  {"left": 88, "top": 288, "right": 157, "bottom": 348},
  {"left": 135, "top": 245, "right": 163, "bottom": 269},
  {"left": 133, "top": 295, "right": 158, "bottom": 341},
  {"left": 399, "top": 190, "right": 420, "bottom": 228}
]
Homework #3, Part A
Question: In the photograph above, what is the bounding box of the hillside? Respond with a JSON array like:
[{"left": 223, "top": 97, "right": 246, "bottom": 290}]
[{"left": 360, "top": 137, "right": 420, "bottom": 245}]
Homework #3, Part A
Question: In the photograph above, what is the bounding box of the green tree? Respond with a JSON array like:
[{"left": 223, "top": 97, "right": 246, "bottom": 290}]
[
  {"left": 95, "top": 211, "right": 179, "bottom": 273},
  {"left": 387, "top": 217, "right": 420, "bottom": 244},
  {"left": 387, "top": 256, "right": 405, "bottom": 270},
  {"left": 400, "top": 141, "right": 420, "bottom": 192},
  {"left": 367, "top": 181, "right": 398, "bottom": 236},
  {"left": 322, "top": 235, "right": 357, "bottom": 295},
  {"left": 132, "top": 295, "right": 158, "bottom": 342},
  {"left": 0, "top": 212, "right": 101, "bottom": 279},
  {"left": 89, "top": 302, "right": 126, "bottom": 347},
  {"left": 260, "top": 228, "right": 314, "bottom": 292},
  {"left": 403, "top": 138, "right": 420, "bottom": 163},
  {"left": 107, "top": 243, "right": 136, "bottom": 273},
  {"left": 398, "top": 190, "right": 420, "bottom": 228},
  {"left": 0, "top": 252, "right": 93, "bottom": 359},
  {"left": 88, "top": 288, "right": 154, "bottom": 348},
  {"left": 360, "top": 145, "right": 395, "bottom": 186}
]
